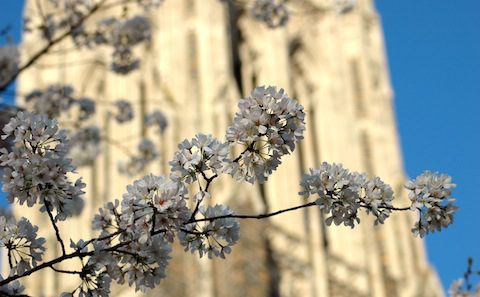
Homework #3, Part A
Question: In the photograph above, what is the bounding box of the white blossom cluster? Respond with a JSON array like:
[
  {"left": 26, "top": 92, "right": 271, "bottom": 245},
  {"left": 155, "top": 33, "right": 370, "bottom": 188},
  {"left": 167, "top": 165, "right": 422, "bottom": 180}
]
[
  {"left": 300, "top": 162, "right": 394, "bottom": 228},
  {"left": 0, "top": 46, "right": 19, "bottom": 88},
  {"left": 0, "top": 216, "right": 46, "bottom": 275},
  {"left": 87, "top": 174, "right": 189, "bottom": 292},
  {"left": 0, "top": 111, "right": 85, "bottom": 221},
  {"left": 118, "top": 138, "right": 158, "bottom": 176},
  {"left": 145, "top": 110, "right": 168, "bottom": 134},
  {"left": 69, "top": 125, "right": 101, "bottom": 166},
  {"left": 61, "top": 246, "right": 113, "bottom": 297},
  {"left": 405, "top": 171, "right": 457, "bottom": 237},
  {"left": 86, "top": 236, "right": 171, "bottom": 294},
  {"left": 449, "top": 279, "right": 480, "bottom": 297},
  {"left": 251, "top": 0, "right": 289, "bottom": 28},
  {"left": 179, "top": 204, "right": 240, "bottom": 259},
  {"left": 170, "top": 133, "right": 230, "bottom": 184},
  {"left": 226, "top": 86, "right": 305, "bottom": 183},
  {"left": 113, "top": 99, "right": 134, "bottom": 124}
]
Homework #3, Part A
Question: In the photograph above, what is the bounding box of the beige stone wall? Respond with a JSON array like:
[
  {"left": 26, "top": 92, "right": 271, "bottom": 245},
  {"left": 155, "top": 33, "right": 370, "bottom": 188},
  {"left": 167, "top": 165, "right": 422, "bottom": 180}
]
[{"left": 10, "top": 0, "right": 445, "bottom": 296}]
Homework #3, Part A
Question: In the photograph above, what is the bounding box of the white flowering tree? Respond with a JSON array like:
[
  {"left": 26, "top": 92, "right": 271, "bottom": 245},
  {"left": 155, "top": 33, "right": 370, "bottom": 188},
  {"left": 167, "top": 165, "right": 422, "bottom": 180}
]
[{"left": 0, "top": 0, "right": 474, "bottom": 296}]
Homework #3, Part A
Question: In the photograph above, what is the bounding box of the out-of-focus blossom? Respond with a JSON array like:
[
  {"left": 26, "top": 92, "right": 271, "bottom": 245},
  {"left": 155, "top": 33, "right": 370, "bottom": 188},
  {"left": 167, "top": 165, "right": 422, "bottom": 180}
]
[
  {"left": 25, "top": 85, "right": 75, "bottom": 119},
  {"left": 0, "top": 46, "right": 18, "bottom": 88},
  {"left": 251, "top": 0, "right": 289, "bottom": 28},
  {"left": 69, "top": 125, "right": 101, "bottom": 166},
  {"left": 334, "top": 0, "right": 356, "bottom": 14},
  {"left": 118, "top": 138, "right": 159, "bottom": 176},
  {"left": 145, "top": 110, "right": 168, "bottom": 134},
  {"left": 113, "top": 99, "right": 134, "bottom": 123}
]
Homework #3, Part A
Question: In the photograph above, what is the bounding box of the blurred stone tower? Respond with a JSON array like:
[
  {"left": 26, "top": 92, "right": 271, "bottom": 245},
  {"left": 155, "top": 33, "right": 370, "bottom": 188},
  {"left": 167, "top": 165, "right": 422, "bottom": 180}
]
[{"left": 11, "top": 0, "right": 445, "bottom": 296}]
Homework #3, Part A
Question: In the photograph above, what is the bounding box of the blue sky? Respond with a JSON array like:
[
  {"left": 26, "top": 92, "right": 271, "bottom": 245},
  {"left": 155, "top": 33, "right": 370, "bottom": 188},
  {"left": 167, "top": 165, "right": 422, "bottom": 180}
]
[
  {"left": 1, "top": 0, "right": 479, "bottom": 292},
  {"left": 375, "top": 0, "right": 480, "bottom": 289}
]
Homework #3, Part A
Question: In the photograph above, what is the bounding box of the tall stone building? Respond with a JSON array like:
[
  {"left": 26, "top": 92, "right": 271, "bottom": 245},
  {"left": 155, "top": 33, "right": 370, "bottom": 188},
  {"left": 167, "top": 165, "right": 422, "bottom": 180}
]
[{"left": 9, "top": 0, "right": 445, "bottom": 296}]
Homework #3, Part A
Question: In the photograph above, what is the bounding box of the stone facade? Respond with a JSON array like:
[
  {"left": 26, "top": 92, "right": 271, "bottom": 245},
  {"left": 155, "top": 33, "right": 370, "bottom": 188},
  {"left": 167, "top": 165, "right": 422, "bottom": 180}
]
[{"left": 10, "top": 0, "right": 445, "bottom": 296}]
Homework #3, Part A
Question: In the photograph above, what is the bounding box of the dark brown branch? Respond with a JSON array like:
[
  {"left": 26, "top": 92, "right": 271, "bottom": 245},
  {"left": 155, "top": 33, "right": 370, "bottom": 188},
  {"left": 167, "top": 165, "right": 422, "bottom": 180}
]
[
  {"left": 189, "top": 201, "right": 319, "bottom": 223},
  {"left": 0, "top": 238, "right": 131, "bottom": 286},
  {"left": 0, "top": 194, "right": 412, "bottom": 287},
  {"left": 179, "top": 228, "right": 209, "bottom": 236},
  {"left": 81, "top": 229, "right": 123, "bottom": 248},
  {"left": 188, "top": 199, "right": 202, "bottom": 223},
  {"left": 1, "top": 291, "right": 31, "bottom": 297},
  {"left": 359, "top": 202, "right": 411, "bottom": 212},
  {"left": 0, "top": 250, "right": 93, "bottom": 286},
  {"left": 188, "top": 171, "right": 218, "bottom": 222},
  {"left": 50, "top": 265, "right": 83, "bottom": 275},
  {"left": 202, "top": 172, "right": 217, "bottom": 192},
  {"left": 378, "top": 205, "right": 410, "bottom": 211},
  {"left": 189, "top": 201, "right": 412, "bottom": 224},
  {"left": 44, "top": 200, "right": 66, "bottom": 256},
  {"left": 7, "top": 248, "right": 13, "bottom": 269}
]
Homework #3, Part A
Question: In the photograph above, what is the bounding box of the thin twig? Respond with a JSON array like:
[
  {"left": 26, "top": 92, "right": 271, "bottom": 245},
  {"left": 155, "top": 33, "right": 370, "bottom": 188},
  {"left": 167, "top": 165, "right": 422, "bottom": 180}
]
[
  {"left": 188, "top": 171, "right": 218, "bottom": 222},
  {"left": 189, "top": 201, "right": 319, "bottom": 223},
  {"left": 7, "top": 248, "right": 13, "bottom": 269},
  {"left": 50, "top": 265, "right": 83, "bottom": 275},
  {"left": 81, "top": 229, "right": 123, "bottom": 248},
  {"left": 0, "top": 237, "right": 133, "bottom": 286},
  {"left": 44, "top": 200, "right": 66, "bottom": 256}
]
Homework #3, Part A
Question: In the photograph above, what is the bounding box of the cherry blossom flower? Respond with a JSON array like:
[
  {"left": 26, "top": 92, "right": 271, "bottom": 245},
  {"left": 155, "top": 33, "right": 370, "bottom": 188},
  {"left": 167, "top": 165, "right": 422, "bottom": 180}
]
[
  {"left": 170, "top": 134, "right": 230, "bottom": 184},
  {"left": 0, "top": 216, "right": 46, "bottom": 275},
  {"left": 0, "top": 111, "right": 85, "bottom": 220},
  {"left": 300, "top": 162, "right": 394, "bottom": 228},
  {"left": 226, "top": 86, "right": 305, "bottom": 183},
  {"left": 180, "top": 204, "right": 240, "bottom": 259},
  {"left": 405, "top": 171, "right": 457, "bottom": 237},
  {"left": 89, "top": 174, "right": 191, "bottom": 292}
]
